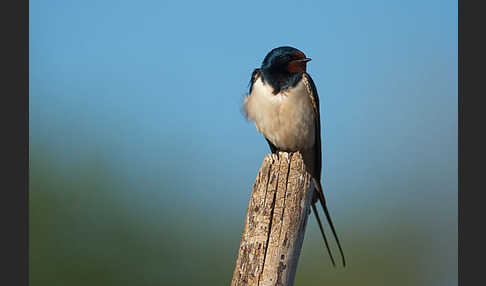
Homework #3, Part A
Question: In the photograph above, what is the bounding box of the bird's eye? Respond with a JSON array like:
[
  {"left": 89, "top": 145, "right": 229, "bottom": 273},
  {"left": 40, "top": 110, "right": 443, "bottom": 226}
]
[{"left": 279, "top": 55, "right": 291, "bottom": 64}]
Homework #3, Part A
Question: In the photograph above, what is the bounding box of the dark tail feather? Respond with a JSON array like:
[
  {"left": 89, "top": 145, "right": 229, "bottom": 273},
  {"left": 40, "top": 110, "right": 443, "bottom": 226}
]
[
  {"left": 311, "top": 202, "right": 336, "bottom": 267},
  {"left": 314, "top": 179, "right": 346, "bottom": 267},
  {"left": 265, "top": 138, "right": 278, "bottom": 154}
]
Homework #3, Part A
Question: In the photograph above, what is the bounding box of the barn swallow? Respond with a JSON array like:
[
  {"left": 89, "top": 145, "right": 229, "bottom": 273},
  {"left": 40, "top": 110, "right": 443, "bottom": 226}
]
[{"left": 243, "top": 46, "right": 346, "bottom": 267}]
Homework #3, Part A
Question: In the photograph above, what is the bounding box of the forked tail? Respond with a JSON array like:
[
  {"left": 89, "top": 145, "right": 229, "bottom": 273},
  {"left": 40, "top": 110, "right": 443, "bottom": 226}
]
[{"left": 312, "top": 178, "right": 346, "bottom": 267}]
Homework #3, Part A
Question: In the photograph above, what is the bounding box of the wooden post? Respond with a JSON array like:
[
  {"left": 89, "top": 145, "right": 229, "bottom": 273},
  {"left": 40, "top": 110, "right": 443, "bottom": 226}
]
[{"left": 231, "top": 151, "right": 314, "bottom": 286}]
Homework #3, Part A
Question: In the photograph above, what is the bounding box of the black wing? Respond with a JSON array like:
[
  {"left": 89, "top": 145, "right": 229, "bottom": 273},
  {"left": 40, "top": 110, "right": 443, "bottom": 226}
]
[
  {"left": 302, "top": 72, "right": 346, "bottom": 267},
  {"left": 249, "top": 68, "right": 261, "bottom": 94}
]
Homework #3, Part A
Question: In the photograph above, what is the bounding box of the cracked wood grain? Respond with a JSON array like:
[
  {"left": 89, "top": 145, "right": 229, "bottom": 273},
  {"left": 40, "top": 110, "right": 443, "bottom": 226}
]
[{"left": 231, "top": 152, "right": 314, "bottom": 286}]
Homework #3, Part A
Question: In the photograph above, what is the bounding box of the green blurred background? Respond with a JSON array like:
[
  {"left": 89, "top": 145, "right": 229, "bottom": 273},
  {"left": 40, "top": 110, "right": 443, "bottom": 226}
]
[{"left": 30, "top": 0, "right": 457, "bottom": 285}]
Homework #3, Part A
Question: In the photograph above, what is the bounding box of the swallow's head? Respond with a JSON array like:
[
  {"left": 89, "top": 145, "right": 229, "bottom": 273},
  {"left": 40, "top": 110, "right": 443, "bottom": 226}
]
[{"left": 261, "top": 46, "right": 311, "bottom": 74}]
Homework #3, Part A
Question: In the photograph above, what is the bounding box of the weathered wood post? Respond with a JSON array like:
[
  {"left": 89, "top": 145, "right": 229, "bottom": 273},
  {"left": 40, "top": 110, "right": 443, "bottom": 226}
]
[{"left": 231, "top": 151, "right": 314, "bottom": 286}]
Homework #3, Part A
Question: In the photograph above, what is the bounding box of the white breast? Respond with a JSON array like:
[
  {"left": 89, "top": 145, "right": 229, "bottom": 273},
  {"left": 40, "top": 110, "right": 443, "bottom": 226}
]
[{"left": 243, "top": 77, "right": 316, "bottom": 151}]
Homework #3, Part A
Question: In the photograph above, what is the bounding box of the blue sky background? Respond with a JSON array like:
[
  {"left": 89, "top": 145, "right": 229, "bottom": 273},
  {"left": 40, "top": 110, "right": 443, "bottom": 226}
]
[{"left": 30, "top": 1, "right": 457, "bottom": 285}]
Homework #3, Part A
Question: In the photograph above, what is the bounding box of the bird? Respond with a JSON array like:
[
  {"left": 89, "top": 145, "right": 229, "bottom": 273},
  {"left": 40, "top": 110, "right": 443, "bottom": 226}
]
[{"left": 242, "top": 46, "right": 346, "bottom": 267}]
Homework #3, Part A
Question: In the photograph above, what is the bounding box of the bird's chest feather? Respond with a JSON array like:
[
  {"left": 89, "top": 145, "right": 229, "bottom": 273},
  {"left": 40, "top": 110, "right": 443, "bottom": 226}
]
[{"left": 244, "top": 77, "right": 316, "bottom": 151}]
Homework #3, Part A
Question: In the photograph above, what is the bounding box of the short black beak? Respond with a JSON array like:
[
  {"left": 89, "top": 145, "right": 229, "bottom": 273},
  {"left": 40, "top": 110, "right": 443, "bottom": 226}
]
[{"left": 300, "top": 58, "right": 312, "bottom": 63}]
